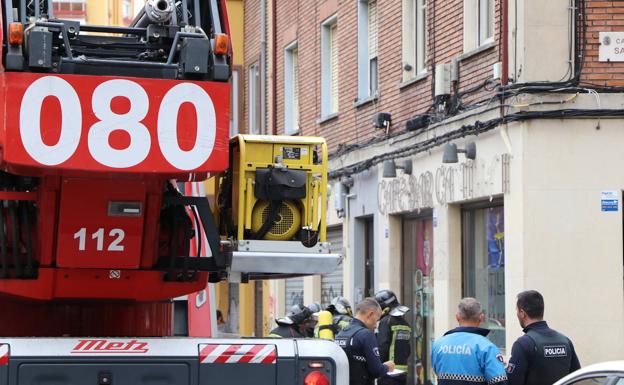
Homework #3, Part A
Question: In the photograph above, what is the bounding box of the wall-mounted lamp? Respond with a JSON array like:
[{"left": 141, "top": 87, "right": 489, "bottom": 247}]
[
  {"left": 382, "top": 159, "right": 413, "bottom": 178},
  {"left": 442, "top": 142, "right": 476, "bottom": 163},
  {"left": 334, "top": 177, "right": 355, "bottom": 218}
]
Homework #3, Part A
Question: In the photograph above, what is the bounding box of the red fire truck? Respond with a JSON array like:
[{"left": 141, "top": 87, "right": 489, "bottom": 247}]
[{"left": 0, "top": 1, "right": 345, "bottom": 384}]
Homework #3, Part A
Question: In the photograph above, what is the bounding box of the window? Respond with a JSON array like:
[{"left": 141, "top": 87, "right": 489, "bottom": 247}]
[
  {"left": 321, "top": 16, "right": 339, "bottom": 117},
  {"left": 464, "top": 0, "right": 493, "bottom": 52},
  {"left": 402, "top": 0, "right": 427, "bottom": 81},
  {"left": 462, "top": 204, "right": 505, "bottom": 351},
  {"left": 248, "top": 63, "right": 261, "bottom": 134},
  {"left": 357, "top": 0, "right": 378, "bottom": 100},
  {"left": 567, "top": 378, "right": 610, "bottom": 385},
  {"left": 284, "top": 42, "right": 299, "bottom": 134},
  {"left": 122, "top": 0, "right": 132, "bottom": 19},
  {"left": 230, "top": 68, "right": 240, "bottom": 137}
]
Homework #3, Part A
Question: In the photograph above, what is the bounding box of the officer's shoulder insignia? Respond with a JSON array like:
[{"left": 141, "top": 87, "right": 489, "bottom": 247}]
[
  {"left": 496, "top": 354, "right": 505, "bottom": 364},
  {"left": 373, "top": 347, "right": 380, "bottom": 356},
  {"left": 506, "top": 363, "right": 516, "bottom": 373}
]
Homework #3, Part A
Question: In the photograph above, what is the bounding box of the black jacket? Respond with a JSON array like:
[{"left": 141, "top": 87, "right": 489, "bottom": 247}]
[
  {"left": 376, "top": 314, "right": 411, "bottom": 369},
  {"left": 507, "top": 321, "right": 580, "bottom": 385},
  {"left": 336, "top": 318, "right": 389, "bottom": 385},
  {"left": 268, "top": 324, "right": 303, "bottom": 338}
]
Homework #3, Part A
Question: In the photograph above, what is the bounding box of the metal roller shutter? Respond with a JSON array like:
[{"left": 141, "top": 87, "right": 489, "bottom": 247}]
[
  {"left": 321, "top": 226, "right": 344, "bottom": 308},
  {"left": 284, "top": 277, "right": 304, "bottom": 314}
]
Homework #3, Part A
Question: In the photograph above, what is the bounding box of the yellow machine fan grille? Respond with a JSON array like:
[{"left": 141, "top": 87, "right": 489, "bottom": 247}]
[{"left": 251, "top": 200, "right": 301, "bottom": 241}]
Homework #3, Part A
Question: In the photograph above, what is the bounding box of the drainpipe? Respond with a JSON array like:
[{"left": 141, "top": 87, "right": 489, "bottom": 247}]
[
  {"left": 271, "top": 0, "right": 277, "bottom": 135},
  {"left": 261, "top": 0, "right": 267, "bottom": 134},
  {"left": 502, "top": 0, "right": 509, "bottom": 85}
]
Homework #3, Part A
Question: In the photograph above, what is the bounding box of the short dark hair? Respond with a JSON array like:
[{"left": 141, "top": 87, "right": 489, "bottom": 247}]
[
  {"left": 216, "top": 309, "right": 223, "bottom": 320},
  {"left": 517, "top": 290, "right": 544, "bottom": 319},
  {"left": 355, "top": 298, "right": 382, "bottom": 315}
]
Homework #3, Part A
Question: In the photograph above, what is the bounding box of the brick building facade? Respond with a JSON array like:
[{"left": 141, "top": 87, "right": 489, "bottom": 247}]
[{"left": 239, "top": 0, "right": 624, "bottom": 380}]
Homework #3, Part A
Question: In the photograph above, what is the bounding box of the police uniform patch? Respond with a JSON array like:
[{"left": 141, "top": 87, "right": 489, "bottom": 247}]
[
  {"left": 506, "top": 363, "right": 516, "bottom": 373},
  {"left": 496, "top": 354, "right": 505, "bottom": 364},
  {"left": 373, "top": 347, "right": 380, "bottom": 356},
  {"left": 543, "top": 345, "right": 568, "bottom": 358}
]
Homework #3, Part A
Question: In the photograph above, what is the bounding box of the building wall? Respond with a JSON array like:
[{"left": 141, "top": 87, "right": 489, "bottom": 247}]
[
  {"left": 582, "top": 0, "right": 624, "bottom": 86},
  {"left": 270, "top": 0, "right": 502, "bottom": 152}
]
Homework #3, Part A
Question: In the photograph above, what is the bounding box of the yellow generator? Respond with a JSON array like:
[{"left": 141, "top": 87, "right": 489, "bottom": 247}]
[{"left": 214, "top": 135, "right": 339, "bottom": 279}]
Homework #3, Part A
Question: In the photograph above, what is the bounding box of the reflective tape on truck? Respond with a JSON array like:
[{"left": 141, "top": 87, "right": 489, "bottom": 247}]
[{"left": 199, "top": 344, "right": 277, "bottom": 364}]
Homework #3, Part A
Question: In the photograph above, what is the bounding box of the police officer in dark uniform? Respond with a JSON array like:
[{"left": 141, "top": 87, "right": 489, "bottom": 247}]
[
  {"left": 335, "top": 298, "right": 395, "bottom": 385},
  {"left": 268, "top": 304, "right": 312, "bottom": 338},
  {"left": 507, "top": 290, "right": 580, "bottom": 385},
  {"left": 374, "top": 290, "right": 411, "bottom": 385}
]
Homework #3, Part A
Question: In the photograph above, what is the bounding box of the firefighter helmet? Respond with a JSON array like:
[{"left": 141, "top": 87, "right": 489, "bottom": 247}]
[
  {"left": 328, "top": 297, "right": 353, "bottom": 317},
  {"left": 286, "top": 304, "right": 313, "bottom": 325},
  {"left": 374, "top": 290, "right": 409, "bottom": 316}
]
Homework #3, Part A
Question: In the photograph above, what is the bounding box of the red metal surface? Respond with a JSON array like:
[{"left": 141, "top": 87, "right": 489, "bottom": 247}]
[
  {"left": 0, "top": 269, "right": 208, "bottom": 301},
  {"left": 0, "top": 72, "right": 229, "bottom": 177},
  {"left": 56, "top": 179, "right": 146, "bottom": 269},
  {"left": 0, "top": 300, "right": 173, "bottom": 337}
]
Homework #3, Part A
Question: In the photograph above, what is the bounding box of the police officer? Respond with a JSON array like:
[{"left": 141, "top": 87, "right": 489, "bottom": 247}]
[
  {"left": 431, "top": 298, "right": 508, "bottom": 385},
  {"left": 374, "top": 290, "right": 411, "bottom": 385},
  {"left": 268, "top": 304, "right": 312, "bottom": 338},
  {"left": 335, "top": 298, "right": 395, "bottom": 385},
  {"left": 507, "top": 290, "right": 580, "bottom": 385}
]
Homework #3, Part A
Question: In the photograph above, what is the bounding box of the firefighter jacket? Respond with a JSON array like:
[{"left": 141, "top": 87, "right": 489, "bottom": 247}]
[
  {"left": 376, "top": 314, "right": 411, "bottom": 371},
  {"left": 507, "top": 321, "right": 580, "bottom": 385},
  {"left": 431, "top": 327, "right": 508, "bottom": 385},
  {"left": 335, "top": 318, "right": 389, "bottom": 385},
  {"left": 268, "top": 324, "right": 304, "bottom": 338}
]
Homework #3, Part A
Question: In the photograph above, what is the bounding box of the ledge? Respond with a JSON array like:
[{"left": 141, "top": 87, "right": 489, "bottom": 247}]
[
  {"left": 317, "top": 113, "right": 340, "bottom": 124},
  {"left": 353, "top": 95, "right": 379, "bottom": 108},
  {"left": 458, "top": 41, "right": 496, "bottom": 62},
  {"left": 399, "top": 72, "right": 429, "bottom": 90}
]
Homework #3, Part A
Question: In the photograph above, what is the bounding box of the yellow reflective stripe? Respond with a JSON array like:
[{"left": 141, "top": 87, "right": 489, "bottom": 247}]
[
  {"left": 389, "top": 325, "right": 411, "bottom": 362},
  {"left": 389, "top": 328, "right": 397, "bottom": 362},
  {"left": 268, "top": 333, "right": 283, "bottom": 338},
  {"left": 396, "top": 365, "right": 408, "bottom": 371}
]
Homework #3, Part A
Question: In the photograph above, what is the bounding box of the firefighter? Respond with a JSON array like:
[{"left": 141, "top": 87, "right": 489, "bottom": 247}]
[
  {"left": 314, "top": 296, "right": 353, "bottom": 338},
  {"left": 268, "top": 304, "right": 312, "bottom": 338},
  {"left": 304, "top": 302, "right": 322, "bottom": 338},
  {"left": 335, "top": 298, "right": 395, "bottom": 385},
  {"left": 374, "top": 290, "right": 411, "bottom": 385},
  {"left": 327, "top": 296, "right": 353, "bottom": 332}
]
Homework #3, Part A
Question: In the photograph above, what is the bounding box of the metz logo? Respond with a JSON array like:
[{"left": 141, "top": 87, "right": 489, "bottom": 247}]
[
  {"left": 544, "top": 345, "right": 568, "bottom": 358},
  {"left": 71, "top": 339, "right": 149, "bottom": 354}
]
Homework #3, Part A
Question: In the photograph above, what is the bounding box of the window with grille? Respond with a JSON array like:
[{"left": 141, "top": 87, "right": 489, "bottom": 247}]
[
  {"left": 321, "top": 16, "right": 339, "bottom": 118},
  {"left": 284, "top": 42, "right": 299, "bottom": 134},
  {"left": 402, "top": 0, "right": 427, "bottom": 81},
  {"left": 230, "top": 68, "right": 240, "bottom": 137}
]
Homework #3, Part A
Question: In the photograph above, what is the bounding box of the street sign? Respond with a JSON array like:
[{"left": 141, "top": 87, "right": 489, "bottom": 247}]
[
  {"left": 601, "top": 190, "right": 619, "bottom": 212},
  {"left": 599, "top": 32, "right": 624, "bottom": 62}
]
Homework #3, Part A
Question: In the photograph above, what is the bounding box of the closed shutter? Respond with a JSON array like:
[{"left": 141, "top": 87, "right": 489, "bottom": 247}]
[
  {"left": 293, "top": 49, "right": 300, "bottom": 130},
  {"left": 321, "top": 226, "right": 344, "bottom": 308},
  {"left": 284, "top": 277, "right": 304, "bottom": 314},
  {"left": 368, "top": 0, "right": 378, "bottom": 59},
  {"left": 329, "top": 23, "right": 339, "bottom": 113}
]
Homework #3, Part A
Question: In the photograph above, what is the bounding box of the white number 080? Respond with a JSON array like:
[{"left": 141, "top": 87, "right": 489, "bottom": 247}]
[{"left": 19, "top": 77, "right": 217, "bottom": 170}]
